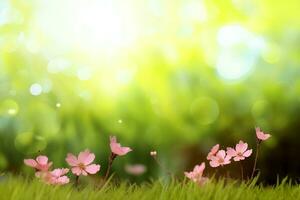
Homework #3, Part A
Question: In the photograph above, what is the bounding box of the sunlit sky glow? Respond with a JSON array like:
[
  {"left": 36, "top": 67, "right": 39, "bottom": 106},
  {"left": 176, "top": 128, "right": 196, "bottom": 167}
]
[
  {"left": 1, "top": 0, "right": 295, "bottom": 99},
  {"left": 34, "top": 0, "right": 140, "bottom": 54}
]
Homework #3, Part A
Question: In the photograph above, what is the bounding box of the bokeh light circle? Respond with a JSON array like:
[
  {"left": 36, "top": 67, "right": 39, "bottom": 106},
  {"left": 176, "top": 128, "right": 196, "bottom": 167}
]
[
  {"left": 29, "top": 83, "right": 43, "bottom": 96},
  {"left": 216, "top": 24, "right": 265, "bottom": 81},
  {"left": 0, "top": 99, "right": 19, "bottom": 116}
]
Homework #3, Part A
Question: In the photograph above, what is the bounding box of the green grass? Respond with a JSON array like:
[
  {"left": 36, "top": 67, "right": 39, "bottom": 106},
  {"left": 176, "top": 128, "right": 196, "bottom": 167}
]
[{"left": 0, "top": 176, "right": 299, "bottom": 200}]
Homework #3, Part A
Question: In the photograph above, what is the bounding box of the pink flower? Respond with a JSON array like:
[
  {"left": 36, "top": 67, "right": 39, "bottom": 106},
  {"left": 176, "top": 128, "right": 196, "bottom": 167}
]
[
  {"left": 66, "top": 149, "right": 100, "bottom": 176},
  {"left": 43, "top": 168, "right": 70, "bottom": 185},
  {"left": 209, "top": 150, "right": 231, "bottom": 167},
  {"left": 24, "top": 155, "right": 52, "bottom": 172},
  {"left": 184, "top": 162, "right": 208, "bottom": 186},
  {"left": 256, "top": 127, "right": 271, "bottom": 141},
  {"left": 207, "top": 144, "right": 219, "bottom": 160},
  {"left": 125, "top": 164, "right": 147, "bottom": 176},
  {"left": 110, "top": 136, "right": 132, "bottom": 156},
  {"left": 226, "top": 140, "right": 252, "bottom": 161}
]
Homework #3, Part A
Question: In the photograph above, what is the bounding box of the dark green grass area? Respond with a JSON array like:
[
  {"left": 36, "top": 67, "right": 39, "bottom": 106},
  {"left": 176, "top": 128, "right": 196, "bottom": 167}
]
[{"left": 0, "top": 176, "right": 300, "bottom": 200}]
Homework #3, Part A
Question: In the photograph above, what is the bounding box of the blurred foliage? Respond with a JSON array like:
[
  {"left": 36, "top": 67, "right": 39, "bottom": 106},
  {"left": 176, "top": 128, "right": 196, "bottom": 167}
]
[{"left": 0, "top": 0, "right": 300, "bottom": 182}]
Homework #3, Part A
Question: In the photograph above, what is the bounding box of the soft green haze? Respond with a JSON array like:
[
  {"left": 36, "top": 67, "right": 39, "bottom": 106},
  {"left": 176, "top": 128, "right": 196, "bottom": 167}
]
[{"left": 0, "top": 0, "right": 300, "bottom": 181}]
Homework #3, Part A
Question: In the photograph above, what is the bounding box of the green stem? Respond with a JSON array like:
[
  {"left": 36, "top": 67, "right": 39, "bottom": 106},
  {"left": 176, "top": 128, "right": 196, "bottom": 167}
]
[
  {"left": 75, "top": 176, "right": 79, "bottom": 187},
  {"left": 104, "top": 152, "right": 116, "bottom": 181},
  {"left": 239, "top": 162, "right": 244, "bottom": 181},
  {"left": 152, "top": 156, "right": 172, "bottom": 177},
  {"left": 251, "top": 142, "right": 260, "bottom": 179}
]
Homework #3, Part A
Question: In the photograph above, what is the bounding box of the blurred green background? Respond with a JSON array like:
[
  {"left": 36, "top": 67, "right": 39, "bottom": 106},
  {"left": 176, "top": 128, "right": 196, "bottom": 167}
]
[{"left": 1, "top": 0, "right": 300, "bottom": 183}]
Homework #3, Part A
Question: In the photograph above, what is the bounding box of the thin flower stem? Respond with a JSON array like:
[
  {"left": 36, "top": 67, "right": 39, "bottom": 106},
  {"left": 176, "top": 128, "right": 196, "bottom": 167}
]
[
  {"left": 214, "top": 168, "right": 218, "bottom": 180},
  {"left": 75, "top": 176, "right": 79, "bottom": 187},
  {"left": 251, "top": 142, "right": 260, "bottom": 179},
  {"left": 104, "top": 152, "right": 116, "bottom": 181},
  {"left": 226, "top": 170, "right": 230, "bottom": 180},
  {"left": 239, "top": 162, "right": 244, "bottom": 181},
  {"left": 152, "top": 156, "right": 172, "bottom": 177}
]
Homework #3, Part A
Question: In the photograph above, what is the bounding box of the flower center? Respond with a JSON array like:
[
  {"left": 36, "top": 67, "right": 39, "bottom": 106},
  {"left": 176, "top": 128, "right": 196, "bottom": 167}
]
[
  {"left": 78, "top": 163, "right": 85, "bottom": 169},
  {"left": 218, "top": 158, "right": 224, "bottom": 163},
  {"left": 237, "top": 152, "right": 243, "bottom": 157}
]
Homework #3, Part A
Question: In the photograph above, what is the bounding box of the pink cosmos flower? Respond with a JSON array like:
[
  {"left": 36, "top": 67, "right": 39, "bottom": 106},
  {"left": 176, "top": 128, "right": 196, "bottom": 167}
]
[
  {"left": 66, "top": 149, "right": 100, "bottom": 176},
  {"left": 110, "top": 136, "right": 132, "bottom": 156},
  {"left": 256, "top": 127, "right": 271, "bottom": 141},
  {"left": 184, "top": 162, "right": 209, "bottom": 186},
  {"left": 125, "top": 164, "right": 147, "bottom": 176},
  {"left": 209, "top": 150, "right": 231, "bottom": 167},
  {"left": 24, "top": 155, "right": 52, "bottom": 172},
  {"left": 43, "top": 168, "right": 70, "bottom": 185},
  {"left": 226, "top": 140, "right": 252, "bottom": 161},
  {"left": 207, "top": 144, "right": 220, "bottom": 160}
]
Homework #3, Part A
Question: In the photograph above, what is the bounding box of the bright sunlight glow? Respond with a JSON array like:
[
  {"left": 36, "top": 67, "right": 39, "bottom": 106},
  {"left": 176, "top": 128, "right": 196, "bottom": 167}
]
[{"left": 34, "top": 0, "right": 139, "bottom": 54}]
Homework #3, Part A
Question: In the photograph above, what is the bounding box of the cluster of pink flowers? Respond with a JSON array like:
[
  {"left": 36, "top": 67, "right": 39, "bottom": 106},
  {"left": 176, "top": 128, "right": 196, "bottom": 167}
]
[
  {"left": 184, "top": 127, "right": 271, "bottom": 186},
  {"left": 207, "top": 140, "right": 252, "bottom": 168},
  {"left": 24, "top": 136, "right": 131, "bottom": 185},
  {"left": 24, "top": 128, "right": 271, "bottom": 187}
]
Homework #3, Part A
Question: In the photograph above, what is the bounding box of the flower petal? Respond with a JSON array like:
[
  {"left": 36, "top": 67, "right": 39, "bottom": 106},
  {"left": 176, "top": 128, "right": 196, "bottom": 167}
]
[
  {"left": 226, "top": 148, "right": 236, "bottom": 157},
  {"left": 120, "top": 147, "right": 132, "bottom": 155},
  {"left": 110, "top": 136, "right": 117, "bottom": 144},
  {"left": 233, "top": 156, "right": 242, "bottom": 161},
  {"left": 85, "top": 164, "right": 100, "bottom": 174},
  {"left": 236, "top": 141, "right": 248, "bottom": 153},
  {"left": 71, "top": 167, "right": 82, "bottom": 176},
  {"left": 36, "top": 155, "right": 48, "bottom": 165},
  {"left": 24, "top": 159, "right": 37, "bottom": 168},
  {"left": 194, "top": 162, "right": 205, "bottom": 174},
  {"left": 206, "top": 153, "right": 213, "bottom": 160},
  {"left": 51, "top": 169, "right": 62, "bottom": 177},
  {"left": 243, "top": 149, "right": 252, "bottom": 157},
  {"left": 81, "top": 170, "right": 88, "bottom": 176},
  {"left": 78, "top": 149, "right": 95, "bottom": 165},
  {"left": 216, "top": 150, "right": 226, "bottom": 159},
  {"left": 57, "top": 176, "right": 69, "bottom": 185},
  {"left": 51, "top": 168, "right": 69, "bottom": 177},
  {"left": 224, "top": 156, "right": 232, "bottom": 164},
  {"left": 209, "top": 159, "right": 219, "bottom": 168},
  {"left": 66, "top": 153, "right": 78, "bottom": 166},
  {"left": 110, "top": 136, "right": 132, "bottom": 156},
  {"left": 211, "top": 144, "right": 219, "bottom": 154},
  {"left": 184, "top": 172, "right": 193, "bottom": 179}
]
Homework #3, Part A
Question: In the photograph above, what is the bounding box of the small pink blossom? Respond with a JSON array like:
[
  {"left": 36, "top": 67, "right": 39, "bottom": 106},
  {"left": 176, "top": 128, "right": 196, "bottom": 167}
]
[
  {"left": 125, "top": 164, "right": 147, "bottom": 176},
  {"left": 66, "top": 149, "right": 100, "bottom": 176},
  {"left": 209, "top": 150, "right": 231, "bottom": 167},
  {"left": 184, "top": 162, "right": 208, "bottom": 186},
  {"left": 226, "top": 140, "right": 252, "bottom": 161},
  {"left": 207, "top": 144, "right": 219, "bottom": 160},
  {"left": 150, "top": 151, "right": 157, "bottom": 156},
  {"left": 110, "top": 136, "right": 132, "bottom": 156},
  {"left": 256, "top": 127, "right": 271, "bottom": 141},
  {"left": 24, "top": 155, "right": 52, "bottom": 172},
  {"left": 42, "top": 168, "right": 70, "bottom": 185}
]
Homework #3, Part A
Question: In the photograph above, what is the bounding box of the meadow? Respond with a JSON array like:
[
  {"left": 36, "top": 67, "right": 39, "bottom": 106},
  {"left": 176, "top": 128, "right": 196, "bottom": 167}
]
[{"left": 1, "top": 176, "right": 299, "bottom": 200}]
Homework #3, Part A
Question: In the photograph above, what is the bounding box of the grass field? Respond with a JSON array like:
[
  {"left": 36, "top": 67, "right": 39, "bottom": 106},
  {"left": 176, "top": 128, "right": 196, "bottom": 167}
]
[{"left": 0, "top": 176, "right": 299, "bottom": 200}]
